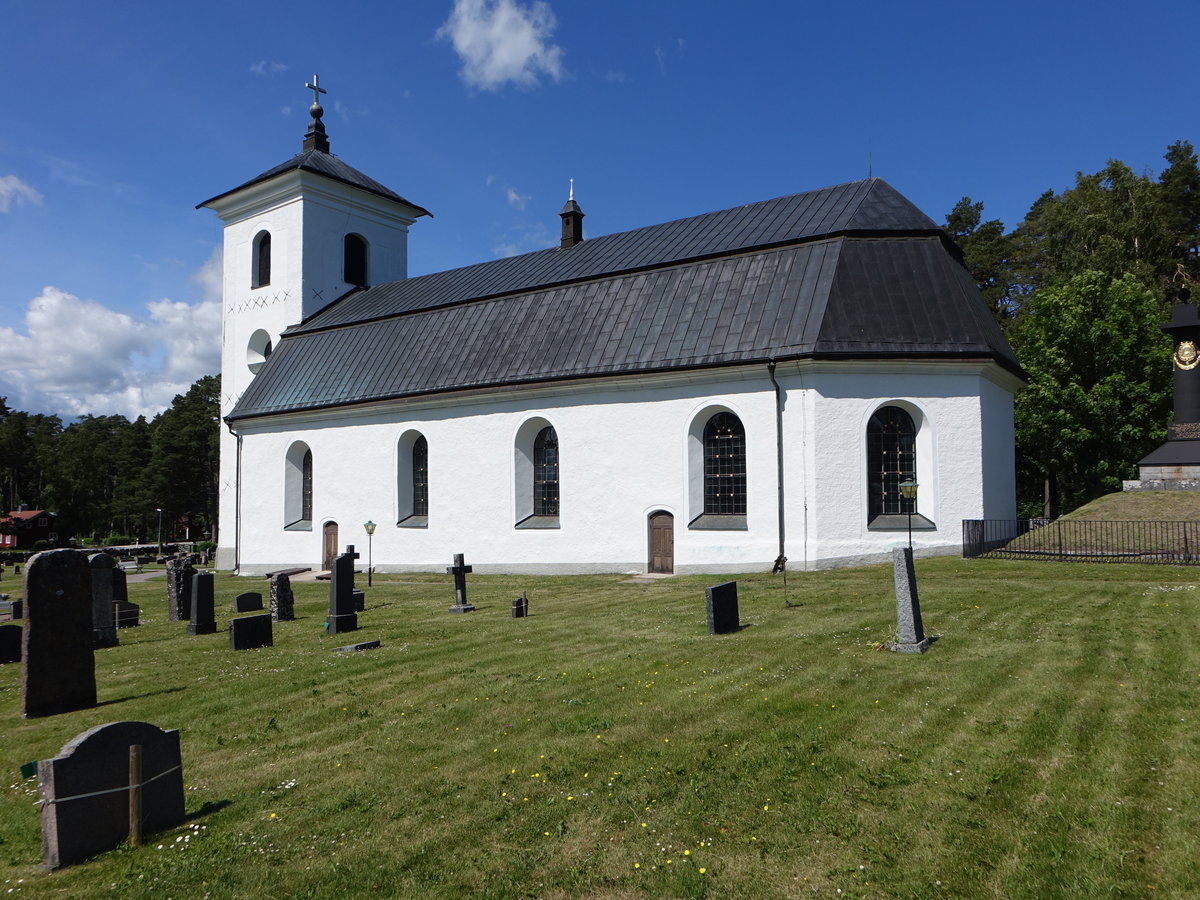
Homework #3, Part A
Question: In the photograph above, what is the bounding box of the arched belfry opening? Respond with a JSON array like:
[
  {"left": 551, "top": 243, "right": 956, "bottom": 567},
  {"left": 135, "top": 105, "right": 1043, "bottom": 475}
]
[{"left": 344, "top": 233, "right": 368, "bottom": 287}]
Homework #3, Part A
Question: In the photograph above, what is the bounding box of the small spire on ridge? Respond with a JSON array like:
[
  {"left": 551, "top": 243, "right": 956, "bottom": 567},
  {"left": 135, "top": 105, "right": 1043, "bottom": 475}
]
[{"left": 302, "top": 74, "right": 330, "bottom": 153}]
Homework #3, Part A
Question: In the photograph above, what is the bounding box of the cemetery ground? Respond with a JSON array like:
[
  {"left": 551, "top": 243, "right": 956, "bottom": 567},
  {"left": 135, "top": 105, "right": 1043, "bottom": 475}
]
[{"left": 1, "top": 559, "right": 1198, "bottom": 898}]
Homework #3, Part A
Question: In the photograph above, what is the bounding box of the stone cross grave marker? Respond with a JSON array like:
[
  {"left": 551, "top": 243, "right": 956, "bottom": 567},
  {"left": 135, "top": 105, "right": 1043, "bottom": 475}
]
[
  {"left": 269, "top": 573, "right": 294, "bottom": 621},
  {"left": 233, "top": 591, "right": 263, "bottom": 613},
  {"left": 112, "top": 567, "right": 139, "bottom": 628},
  {"left": 187, "top": 571, "right": 216, "bottom": 636},
  {"left": 88, "top": 553, "right": 119, "bottom": 649},
  {"left": 705, "top": 581, "right": 740, "bottom": 634},
  {"left": 888, "top": 547, "right": 930, "bottom": 653},
  {"left": 230, "top": 613, "right": 273, "bottom": 650},
  {"left": 165, "top": 556, "right": 196, "bottom": 622},
  {"left": 326, "top": 546, "right": 359, "bottom": 634},
  {"left": 21, "top": 550, "right": 97, "bottom": 718},
  {"left": 447, "top": 553, "right": 475, "bottom": 613},
  {"left": 38, "top": 720, "right": 184, "bottom": 869}
]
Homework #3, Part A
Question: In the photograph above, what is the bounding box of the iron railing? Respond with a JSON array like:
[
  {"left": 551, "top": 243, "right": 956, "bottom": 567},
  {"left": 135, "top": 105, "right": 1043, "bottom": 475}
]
[{"left": 962, "top": 518, "right": 1200, "bottom": 565}]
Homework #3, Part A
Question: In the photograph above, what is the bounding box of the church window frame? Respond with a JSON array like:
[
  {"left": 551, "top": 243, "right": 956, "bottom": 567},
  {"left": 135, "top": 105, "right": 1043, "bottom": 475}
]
[
  {"left": 865, "top": 403, "right": 936, "bottom": 531},
  {"left": 514, "top": 416, "right": 560, "bottom": 529},
  {"left": 284, "top": 441, "right": 313, "bottom": 531},
  {"left": 344, "top": 233, "right": 369, "bottom": 287},
  {"left": 252, "top": 230, "right": 271, "bottom": 289},
  {"left": 687, "top": 405, "right": 748, "bottom": 531},
  {"left": 396, "top": 430, "right": 429, "bottom": 528}
]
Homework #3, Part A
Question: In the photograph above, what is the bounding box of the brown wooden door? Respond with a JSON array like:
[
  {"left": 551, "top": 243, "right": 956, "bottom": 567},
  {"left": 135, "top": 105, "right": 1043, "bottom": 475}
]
[
  {"left": 322, "top": 521, "right": 339, "bottom": 571},
  {"left": 648, "top": 511, "right": 674, "bottom": 573}
]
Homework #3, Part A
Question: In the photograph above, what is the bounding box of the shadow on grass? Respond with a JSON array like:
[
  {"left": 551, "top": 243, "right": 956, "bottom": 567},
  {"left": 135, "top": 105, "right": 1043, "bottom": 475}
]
[
  {"left": 97, "top": 685, "right": 186, "bottom": 707},
  {"left": 185, "top": 799, "right": 232, "bottom": 823}
]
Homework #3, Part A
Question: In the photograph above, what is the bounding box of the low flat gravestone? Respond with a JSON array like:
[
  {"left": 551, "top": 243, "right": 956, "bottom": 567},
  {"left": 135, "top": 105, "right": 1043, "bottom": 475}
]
[
  {"left": 112, "top": 568, "right": 140, "bottom": 628},
  {"left": 269, "top": 573, "right": 294, "bottom": 621},
  {"left": 705, "top": 581, "right": 740, "bottom": 635},
  {"left": 333, "top": 640, "right": 381, "bottom": 652},
  {"left": 38, "top": 720, "right": 184, "bottom": 869},
  {"left": 511, "top": 593, "right": 529, "bottom": 618},
  {"left": 187, "top": 572, "right": 216, "bottom": 636},
  {"left": 326, "top": 549, "right": 358, "bottom": 634},
  {"left": 447, "top": 553, "right": 475, "bottom": 613},
  {"left": 88, "top": 553, "right": 119, "bottom": 648},
  {"left": 21, "top": 550, "right": 97, "bottom": 718},
  {"left": 165, "top": 557, "right": 196, "bottom": 622},
  {"left": 233, "top": 591, "right": 263, "bottom": 613},
  {"left": 0, "top": 623, "right": 20, "bottom": 664},
  {"left": 230, "top": 614, "right": 273, "bottom": 650},
  {"left": 888, "top": 547, "right": 930, "bottom": 653}
]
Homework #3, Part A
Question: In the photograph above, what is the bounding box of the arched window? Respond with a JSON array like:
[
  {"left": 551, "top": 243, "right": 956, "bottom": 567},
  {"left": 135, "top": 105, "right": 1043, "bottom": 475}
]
[
  {"left": 533, "top": 426, "right": 559, "bottom": 516},
  {"left": 344, "top": 233, "right": 368, "bottom": 287},
  {"left": 284, "top": 441, "right": 313, "bottom": 530},
  {"left": 396, "top": 431, "right": 429, "bottom": 526},
  {"left": 412, "top": 435, "right": 428, "bottom": 516},
  {"left": 253, "top": 230, "right": 271, "bottom": 288},
  {"left": 703, "top": 412, "right": 746, "bottom": 515},
  {"left": 867, "top": 406, "right": 916, "bottom": 521}
]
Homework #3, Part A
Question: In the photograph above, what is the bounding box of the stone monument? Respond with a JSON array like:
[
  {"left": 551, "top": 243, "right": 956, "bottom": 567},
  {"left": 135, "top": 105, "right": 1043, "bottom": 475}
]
[
  {"left": 187, "top": 571, "right": 217, "bottom": 635},
  {"left": 269, "top": 573, "right": 295, "bottom": 621},
  {"left": 888, "top": 547, "right": 930, "bottom": 653},
  {"left": 88, "top": 553, "right": 119, "bottom": 648},
  {"left": 326, "top": 547, "right": 359, "bottom": 634},
  {"left": 447, "top": 553, "right": 475, "bottom": 613},
  {"left": 21, "top": 550, "right": 97, "bottom": 717}
]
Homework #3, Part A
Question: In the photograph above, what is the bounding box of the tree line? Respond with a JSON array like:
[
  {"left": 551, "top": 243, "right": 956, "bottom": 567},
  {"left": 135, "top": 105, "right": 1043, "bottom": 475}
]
[
  {"left": 0, "top": 375, "right": 219, "bottom": 546},
  {"left": 946, "top": 139, "right": 1200, "bottom": 516}
]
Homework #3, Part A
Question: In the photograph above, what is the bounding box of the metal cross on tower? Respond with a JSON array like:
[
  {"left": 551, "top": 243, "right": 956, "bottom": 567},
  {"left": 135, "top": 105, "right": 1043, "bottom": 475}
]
[{"left": 305, "top": 74, "right": 327, "bottom": 107}]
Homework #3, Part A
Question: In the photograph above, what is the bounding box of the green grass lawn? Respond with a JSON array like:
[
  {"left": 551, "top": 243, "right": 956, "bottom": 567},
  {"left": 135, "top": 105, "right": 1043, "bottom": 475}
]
[{"left": 1, "top": 559, "right": 1199, "bottom": 898}]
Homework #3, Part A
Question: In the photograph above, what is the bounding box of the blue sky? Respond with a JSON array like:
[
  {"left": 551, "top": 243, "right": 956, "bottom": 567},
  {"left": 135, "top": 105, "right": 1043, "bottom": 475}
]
[{"left": 0, "top": 0, "right": 1194, "bottom": 418}]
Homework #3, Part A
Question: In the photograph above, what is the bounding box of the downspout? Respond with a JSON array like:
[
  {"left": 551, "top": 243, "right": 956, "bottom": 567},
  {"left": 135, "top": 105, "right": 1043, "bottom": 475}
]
[
  {"left": 225, "top": 421, "right": 242, "bottom": 576},
  {"left": 767, "top": 360, "right": 787, "bottom": 574}
]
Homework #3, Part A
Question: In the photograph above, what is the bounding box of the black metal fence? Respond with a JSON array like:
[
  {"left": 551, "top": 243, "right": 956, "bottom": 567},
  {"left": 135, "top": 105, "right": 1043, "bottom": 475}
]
[{"left": 962, "top": 518, "right": 1200, "bottom": 565}]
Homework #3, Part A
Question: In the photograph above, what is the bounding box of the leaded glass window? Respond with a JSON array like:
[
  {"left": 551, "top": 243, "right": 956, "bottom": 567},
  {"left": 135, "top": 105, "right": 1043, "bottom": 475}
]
[
  {"left": 254, "top": 231, "right": 271, "bottom": 288},
  {"left": 703, "top": 413, "right": 746, "bottom": 516},
  {"left": 867, "top": 406, "right": 916, "bottom": 519},
  {"left": 412, "top": 435, "right": 428, "bottom": 517},
  {"left": 301, "top": 448, "right": 313, "bottom": 522},
  {"left": 533, "top": 426, "right": 559, "bottom": 516}
]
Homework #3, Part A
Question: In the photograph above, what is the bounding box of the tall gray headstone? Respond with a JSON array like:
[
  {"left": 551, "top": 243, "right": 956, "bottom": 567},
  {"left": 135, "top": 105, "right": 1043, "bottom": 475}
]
[
  {"left": 88, "top": 553, "right": 119, "bottom": 648},
  {"left": 38, "top": 720, "right": 184, "bottom": 869},
  {"left": 165, "top": 556, "right": 196, "bottom": 622},
  {"left": 187, "top": 571, "right": 216, "bottom": 635},
  {"left": 888, "top": 547, "right": 930, "bottom": 653},
  {"left": 269, "top": 573, "right": 294, "bottom": 621},
  {"left": 326, "top": 547, "right": 359, "bottom": 634},
  {"left": 20, "top": 550, "right": 97, "bottom": 718}
]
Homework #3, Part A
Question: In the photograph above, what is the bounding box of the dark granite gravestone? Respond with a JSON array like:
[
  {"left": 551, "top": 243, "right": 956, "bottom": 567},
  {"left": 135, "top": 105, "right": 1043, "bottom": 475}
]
[
  {"left": 352, "top": 589, "right": 365, "bottom": 612},
  {"left": 112, "top": 568, "right": 140, "bottom": 628},
  {"left": 447, "top": 553, "right": 475, "bottom": 613},
  {"left": 268, "top": 573, "right": 294, "bottom": 621},
  {"left": 233, "top": 591, "right": 263, "bottom": 612},
  {"left": 88, "top": 553, "right": 119, "bottom": 649},
  {"left": 888, "top": 547, "right": 930, "bottom": 653},
  {"left": 0, "top": 623, "right": 20, "bottom": 663},
  {"left": 38, "top": 720, "right": 184, "bottom": 869},
  {"left": 511, "top": 593, "right": 529, "bottom": 618},
  {"left": 21, "top": 550, "right": 97, "bottom": 718},
  {"left": 333, "top": 640, "right": 381, "bottom": 652},
  {"left": 0, "top": 598, "right": 23, "bottom": 621},
  {"left": 187, "top": 572, "right": 216, "bottom": 636},
  {"left": 325, "top": 548, "right": 359, "bottom": 634},
  {"left": 705, "top": 581, "right": 740, "bottom": 635},
  {"left": 230, "top": 613, "right": 273, "bottom": 650},
  {"left": 165, "top": 556, "right": 196, "bottom": 622}
]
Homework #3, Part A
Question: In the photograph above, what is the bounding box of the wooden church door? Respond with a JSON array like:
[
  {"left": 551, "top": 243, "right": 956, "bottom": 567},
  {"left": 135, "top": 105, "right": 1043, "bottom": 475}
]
[
  {"left": 322, "top": 521, "right": 339, "bottom": 571},
  {"left": 648, "top": 511, "right": 674, "bottom": 574}
]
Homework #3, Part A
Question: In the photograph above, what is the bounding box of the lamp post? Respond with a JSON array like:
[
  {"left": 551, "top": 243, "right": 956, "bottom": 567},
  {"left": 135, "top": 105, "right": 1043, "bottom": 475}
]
[
  {"left": 898, "top": 478, "right": 918, "bottom": 551},
  {"left": 156, "top": 508, "right": 164, "bottom": 557},
  {"left": 363, "top": 520, "right": 376, "bottom": 586}
]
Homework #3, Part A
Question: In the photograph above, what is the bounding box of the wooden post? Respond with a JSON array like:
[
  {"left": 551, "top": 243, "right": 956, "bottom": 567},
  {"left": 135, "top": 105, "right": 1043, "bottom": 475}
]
[{"left": 128, "top": 744, "right": 143, "bottom": 846}]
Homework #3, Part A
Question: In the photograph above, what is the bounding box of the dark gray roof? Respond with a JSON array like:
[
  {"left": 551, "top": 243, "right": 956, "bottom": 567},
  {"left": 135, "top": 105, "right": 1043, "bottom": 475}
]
[
  {"left": 228, "top": 179, "right": 1019, "bottom": 421},
  {"left": 198, "top": 149, "right": 431, "bottom": 216}
]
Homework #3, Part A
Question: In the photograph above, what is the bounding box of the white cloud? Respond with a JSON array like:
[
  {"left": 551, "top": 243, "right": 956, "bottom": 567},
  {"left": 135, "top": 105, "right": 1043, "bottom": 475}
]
[
  {"left": 250, "top": 60, "right": 289, "bottom": 76},
  {"left": 437, "top": 0, "right": 565, "bottom": 91},
  {"left": 505, "top": 186, "right": 530, "bottom": 210},
  {"left": 0, "top": 250, "right": 222, "bottom": 420},
  {"left": 0, "top": 175, "right": 43, "bottom": 212},
  {"left": 491, "top": 222, "right": 555, "bottom": 258}
]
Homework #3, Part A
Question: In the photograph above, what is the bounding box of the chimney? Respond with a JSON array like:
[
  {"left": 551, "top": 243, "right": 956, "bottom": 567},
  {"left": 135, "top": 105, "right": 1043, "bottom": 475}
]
[{"left": 559, "top": 181, "right": 584, "bottom": 249}]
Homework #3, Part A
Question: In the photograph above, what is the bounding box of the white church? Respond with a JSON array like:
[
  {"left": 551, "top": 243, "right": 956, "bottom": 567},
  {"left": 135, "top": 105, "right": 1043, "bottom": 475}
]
[{"left": 202, "top": 85, "right": 1022, "bottom": 576}]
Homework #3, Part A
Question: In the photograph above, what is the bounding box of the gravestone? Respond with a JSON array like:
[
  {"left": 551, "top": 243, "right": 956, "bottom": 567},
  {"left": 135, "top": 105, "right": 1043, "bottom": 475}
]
[
  {"left": 233, "top": 591, "right": 263, "bottom": 613},
  {"left": 511, "top": 593, "right": 529, "bottom": 618},
  {"left": 333, "top": 640, "right": 381, "bottom": 652},
  {"left": 705, "top": 581, "right": 740, "bottom": 635},
  {"left": 268, "top": 573, "right": 294, "bottom": 621},
  {"left": 325, "top": 547, "right": 359, "bottom": 634},
  {"left": 447, "top": 553, "right": 475, "bottom": 613},
  {"left": 230, "top": 613, "right": 273, "bottom": 650},
  {"left": 0, "top": 598, "right": 23, "bottom": 621},
  {"left": 352, "top": 589, "right": 365, "bottom": 612},
  {"left": 38, "top": 720, "right": 184, "bottom": 869},
  {"left": 888, "top": 547, "right": 930, "bottom": 653},
  {"left": 20, "top": 550, "right": 97, "bottom": 718},
  {"left": 0, "top": 623, "right": 20, "bottom": 664},
  {"left": 112, "top": 568, "right": 140, "bottom": 628},
  {"left": 88, "top": 553, "right": 119, "bottom": 649},
  {"left": 187, "top": 571, "right": 216, "bottom": 636},
  {"left": 165, "top": 556, "right": 196, "bottom": 622}
]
